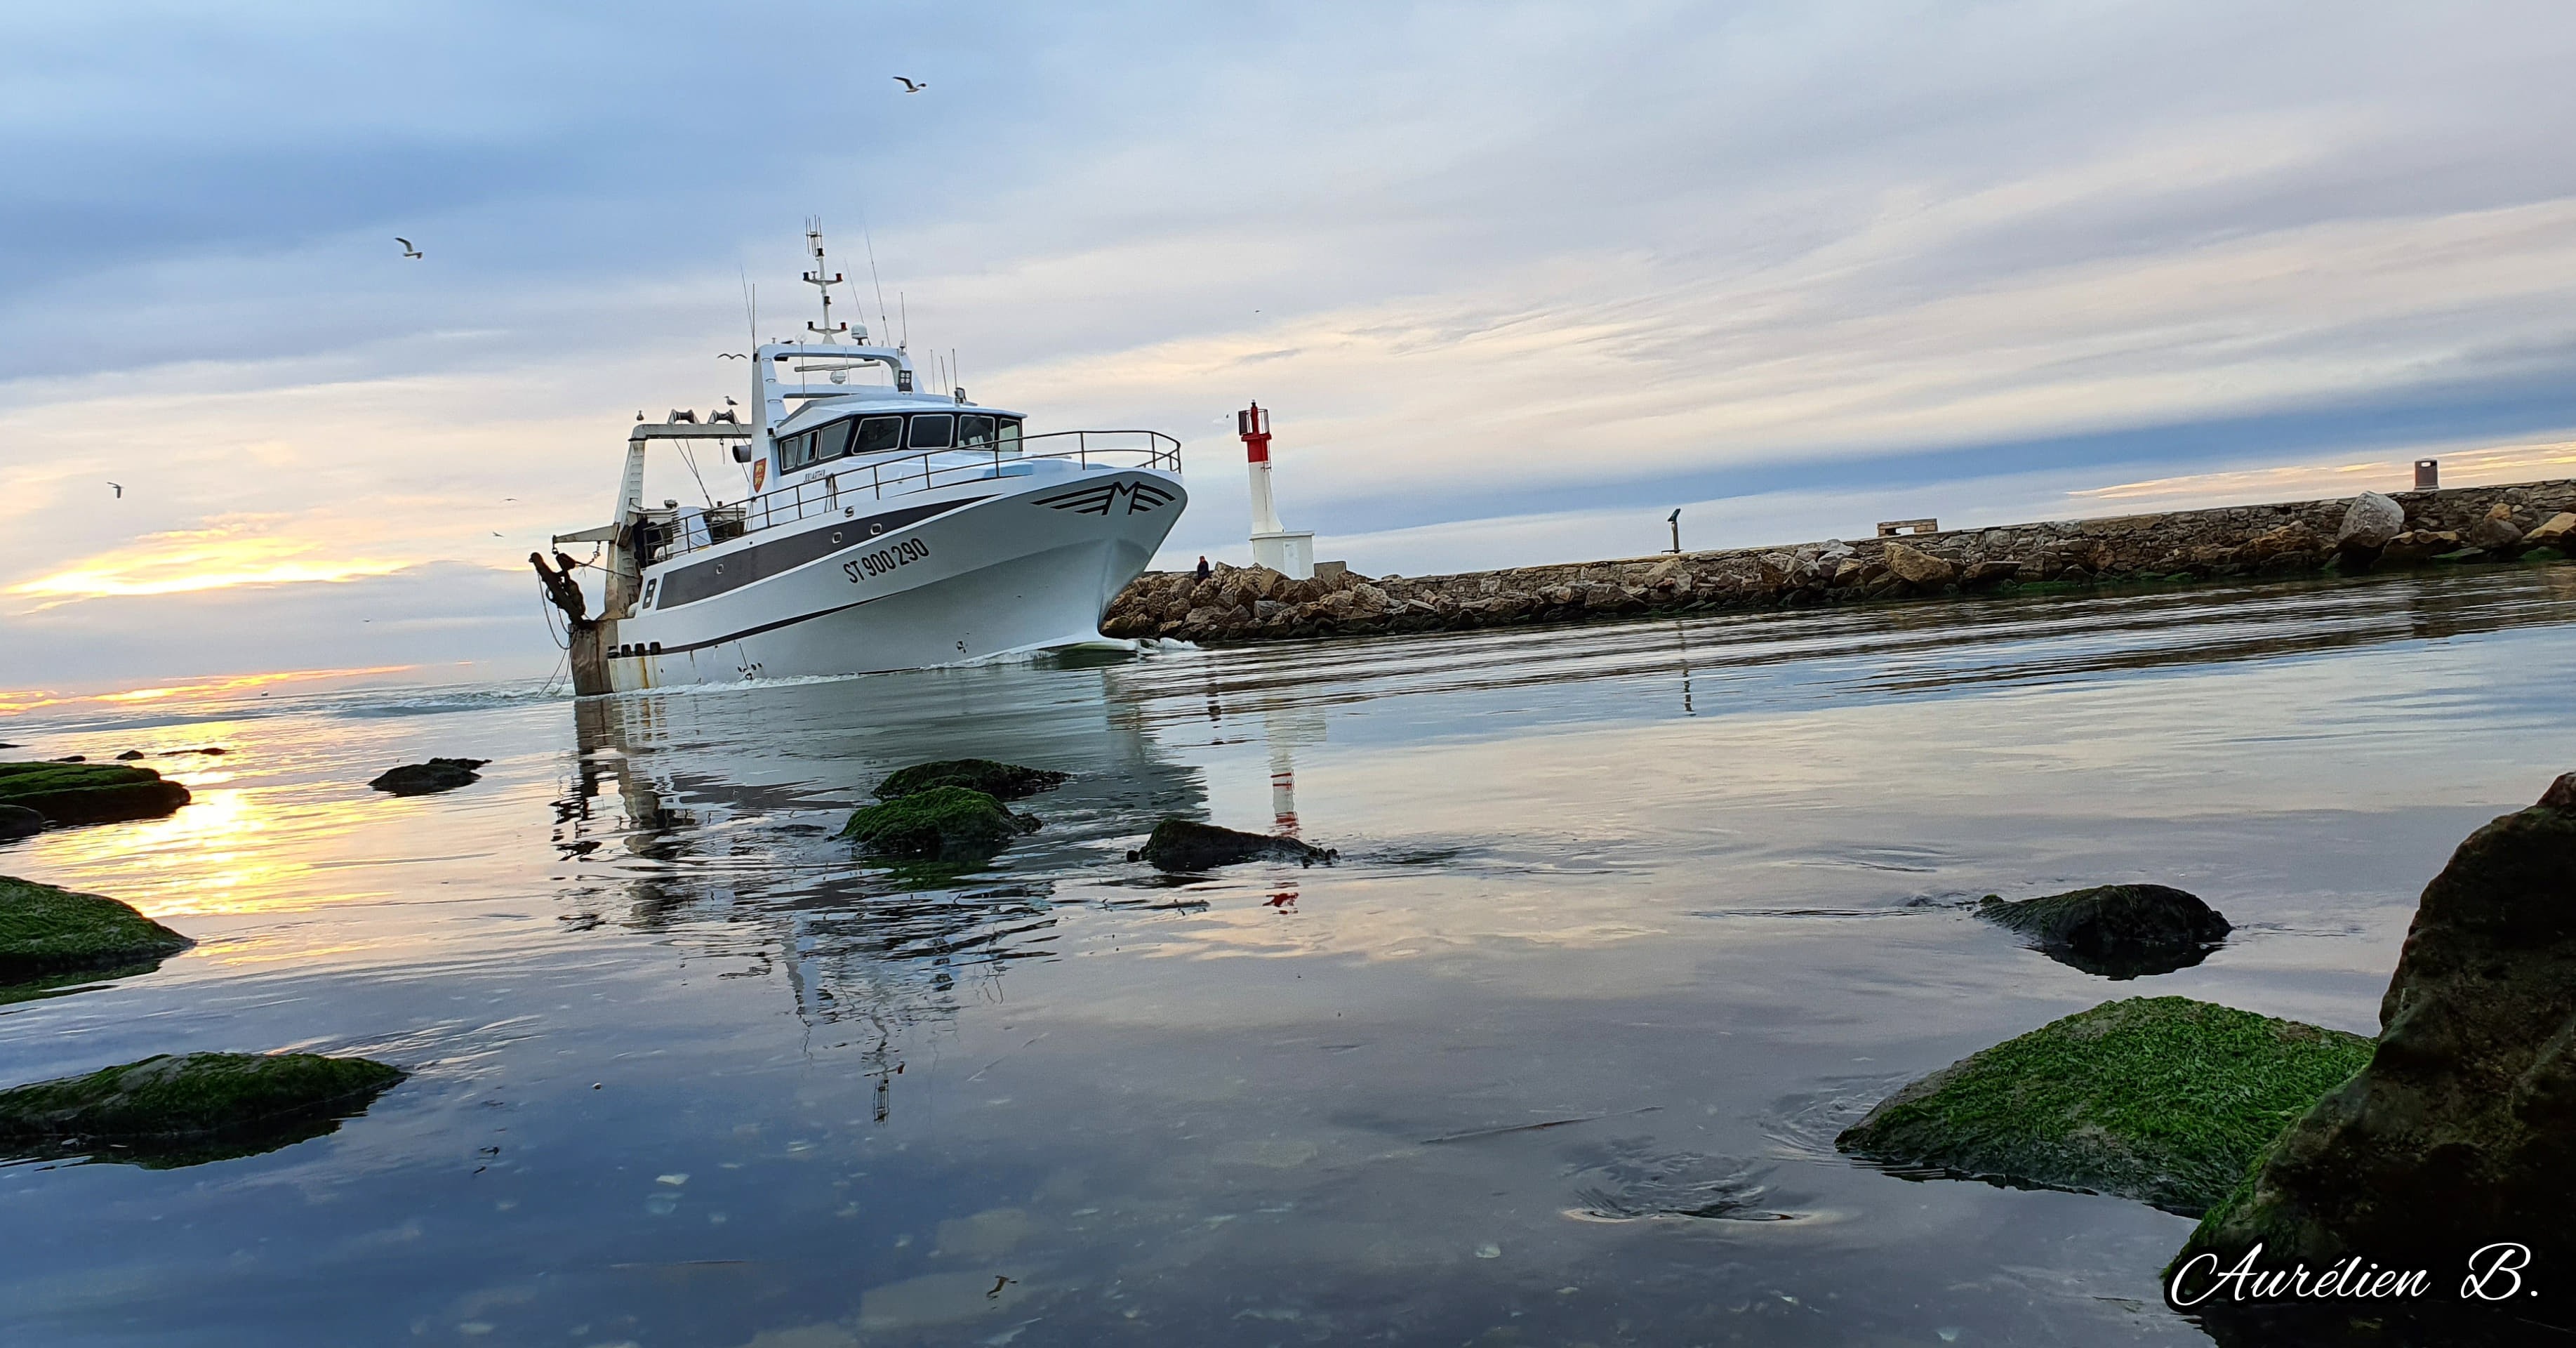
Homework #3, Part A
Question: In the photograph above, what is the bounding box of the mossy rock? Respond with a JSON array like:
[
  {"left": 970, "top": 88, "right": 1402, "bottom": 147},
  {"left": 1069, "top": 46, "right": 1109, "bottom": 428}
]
[
  {"left": 1133, "top": 818, "right": 1337, "bottom": 872},
  {"left": 0, "top": 804, "right": 41, "bottom": 842},
  {"left": 1838, "top": 997, "right": 2372, "bottom": 1215},
  {"left": 0, "top": 1052, "right": 404, "bottom": 1168},
  {"left": 1979, "top": 884, "right": 2231, "bottom": 979},
  {"left": 0, "top": 762, "right": 191, "bottom": 825},
  {"left": 872, "top": 759, "right": 1069, "bottom": 802},
  {"left": 2523, "top": 546, "right": 2566, "bottom": 563},
  {"left": 840, "top": 786, "right": 1040, "bottom": 861},
  {"left": 0, "top": 875, "right": 193, "bottom": 983}
]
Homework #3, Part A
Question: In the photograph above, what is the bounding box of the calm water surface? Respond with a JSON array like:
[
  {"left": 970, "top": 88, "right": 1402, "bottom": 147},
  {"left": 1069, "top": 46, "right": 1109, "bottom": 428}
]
[{"left": 5, "top": 567, "right": 2576, "bottom": 1347}]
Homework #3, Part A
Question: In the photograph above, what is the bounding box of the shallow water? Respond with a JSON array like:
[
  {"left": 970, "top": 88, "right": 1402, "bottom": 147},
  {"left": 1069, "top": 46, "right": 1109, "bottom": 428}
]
[{"left": 5, "top": 567, "right": 2575, "bottom": 1347}]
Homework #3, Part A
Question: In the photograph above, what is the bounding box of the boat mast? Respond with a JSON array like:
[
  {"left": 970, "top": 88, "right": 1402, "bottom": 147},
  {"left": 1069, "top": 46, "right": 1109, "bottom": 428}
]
[{"left": 802, "top": 220, "right": 858, "bottom": 345}]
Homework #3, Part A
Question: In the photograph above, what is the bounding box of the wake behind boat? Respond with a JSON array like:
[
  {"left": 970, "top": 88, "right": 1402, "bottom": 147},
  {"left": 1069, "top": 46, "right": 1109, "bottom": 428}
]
[{"left": 538, "top": 230, "right": 1188, "bottom": 694}]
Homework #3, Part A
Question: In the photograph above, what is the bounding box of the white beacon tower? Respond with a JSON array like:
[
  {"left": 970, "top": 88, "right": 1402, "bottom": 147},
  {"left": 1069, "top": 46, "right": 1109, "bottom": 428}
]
[{"left": 1237, "top": 402, "right": 1315, "bottom": 579}]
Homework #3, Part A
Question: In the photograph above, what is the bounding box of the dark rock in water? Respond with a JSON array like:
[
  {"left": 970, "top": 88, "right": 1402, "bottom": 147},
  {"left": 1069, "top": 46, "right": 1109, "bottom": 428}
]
[
  {"left": 368, "top": 758, "right": 490, "bottom": 795},
  {"left": 161, "top": 746, "right": 226, "bottom": 757},
  {"left": 0, "top": 762, "right": 192, "bottom": 824},
  {"left": 51, "top": 755, "right": 84, "bottom": 762},
  {"left": 0, "top": 805, "right": 41, "bottom": 843},
  {"left": 1838, "top": 997, "right": 2371, "bottom": 1216},
  {"left": 2171, "top": 772, "right": 2576, "bottom": 1314},
  {"left": 1979, "top": 884, "right": 2231, "bottom": 979},
  {"left": 113, "top": 750, "right": 145, "bottom": 760},
  {"left": 840, "top": 786, "right": 1040, "bottom": 861},
  {"left": 0, "top": 1052, "right": 404, "bottom": 1168},
  {"left": 1, "top": 875, "right": 194, "bottom": 983},
  {"left": 1132, "top": 818, "right": 1336, "bottom": 871},
  {"left": 872, "top": 758, "right": 1069, "bottom": 802}
]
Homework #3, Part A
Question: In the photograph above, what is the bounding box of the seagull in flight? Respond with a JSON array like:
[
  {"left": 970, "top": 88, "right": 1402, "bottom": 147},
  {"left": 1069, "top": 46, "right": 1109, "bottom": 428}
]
[
  {"left": 893, "top": 77, "right": 926, "bottom": 93},
  {"left": 107, "top": 482, "right": 123, "bottom": 498},
  {"left": 396, "top": 237, "right": 423, "bottom": 258}
]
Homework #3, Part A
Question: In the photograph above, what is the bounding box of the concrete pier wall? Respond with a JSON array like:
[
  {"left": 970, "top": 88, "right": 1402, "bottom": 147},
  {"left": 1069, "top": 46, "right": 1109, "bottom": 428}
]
[{"left": 1101, "top": 480, "right": 2576, "bottom": 645}]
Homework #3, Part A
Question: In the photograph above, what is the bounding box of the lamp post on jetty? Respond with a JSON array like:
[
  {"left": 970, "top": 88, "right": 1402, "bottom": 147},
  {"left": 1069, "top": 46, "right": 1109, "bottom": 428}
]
[{"left": 1238, "top": 402, "right": 1315, "bottom": 579}]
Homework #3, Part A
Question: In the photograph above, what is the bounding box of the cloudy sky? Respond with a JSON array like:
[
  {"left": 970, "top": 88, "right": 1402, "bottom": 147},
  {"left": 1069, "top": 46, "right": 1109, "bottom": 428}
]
[{"left": 6, "top": 0, "right": 2576, "bottom": 698}]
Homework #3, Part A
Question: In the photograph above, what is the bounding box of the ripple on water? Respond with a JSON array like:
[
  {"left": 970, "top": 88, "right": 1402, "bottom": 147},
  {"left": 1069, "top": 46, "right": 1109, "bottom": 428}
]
[{"left": 1560, "top": 1137, "right": 1809, "bottom": 1223}]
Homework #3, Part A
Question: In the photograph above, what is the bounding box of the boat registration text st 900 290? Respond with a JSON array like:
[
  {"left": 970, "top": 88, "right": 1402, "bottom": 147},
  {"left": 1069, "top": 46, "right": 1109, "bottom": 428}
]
[{"left": 844, "top": 537, "right": 930, "bottom": 583}]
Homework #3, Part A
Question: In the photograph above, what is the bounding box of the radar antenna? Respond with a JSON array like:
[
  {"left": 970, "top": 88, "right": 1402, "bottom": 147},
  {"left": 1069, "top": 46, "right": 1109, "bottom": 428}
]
[{"left": 802, "top": 220, "right": 864, "bottom": 344}]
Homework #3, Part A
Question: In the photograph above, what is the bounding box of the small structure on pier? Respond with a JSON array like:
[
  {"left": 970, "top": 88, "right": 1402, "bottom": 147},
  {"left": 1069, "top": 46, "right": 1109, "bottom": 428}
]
[
  {"left": 1877, "top": 517, "right": 1939, "bottom": 537},
  {"left": 2416, "top": 459, "right": 2440, "bottom": 490},
  {"left": 1238, "top": 402, "right": 1315, "bottom": 579}
]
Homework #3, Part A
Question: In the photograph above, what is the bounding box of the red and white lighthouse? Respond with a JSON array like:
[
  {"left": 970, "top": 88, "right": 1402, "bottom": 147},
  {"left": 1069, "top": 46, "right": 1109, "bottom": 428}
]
[{"left": 1237, "top": 402, "right": 1315, "bottom": 579}]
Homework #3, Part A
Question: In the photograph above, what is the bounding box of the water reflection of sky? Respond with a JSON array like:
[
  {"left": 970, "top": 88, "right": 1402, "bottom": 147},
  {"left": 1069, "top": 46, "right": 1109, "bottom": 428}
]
[{"left": 1, "top": 566, "right": 2572, "bottom": 1346}]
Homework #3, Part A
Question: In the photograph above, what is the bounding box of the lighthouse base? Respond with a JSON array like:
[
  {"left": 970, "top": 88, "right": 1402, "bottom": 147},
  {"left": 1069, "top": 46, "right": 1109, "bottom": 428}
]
[{"left": 1252, "top": 530, "right": 1316, "bottom": 580}]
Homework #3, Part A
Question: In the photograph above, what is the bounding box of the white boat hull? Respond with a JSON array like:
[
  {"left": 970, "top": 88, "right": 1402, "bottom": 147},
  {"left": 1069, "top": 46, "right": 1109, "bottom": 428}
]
[{"left": 590, "top": 465, "right": 1184, "bottom": 692}]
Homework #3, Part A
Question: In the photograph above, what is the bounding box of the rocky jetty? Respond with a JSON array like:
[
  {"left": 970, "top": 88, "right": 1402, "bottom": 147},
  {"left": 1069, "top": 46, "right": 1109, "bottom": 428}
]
[
  {"left": 841, "top": 786, "right": 1041, "bottom": 861},
  {"left": 0, "top": 1052, "right": 404, "bottom": 1168},
  {"left": 873, "top": 759, "right": 1068, "bottom": 802},
  {"left": 1838, "top": 997, "right": 2372, "bottom": 1215},
  {"left": 1, "top": 875, "right": 193, "bottom": 984},
  {"left": 2172, "top": 772, "right": 2576, "bottom": 1307},
  {"left": 1102, "top": 480, "right": 2576, "bottom": 646},
  {"left": 1132, "top": 819, "right": 1336, "bottom": 871},
  {"left": 367, "top": 758, "right": 489, "bottom": 795},
  {"left": 0, "top": 762, "right": 192, "bottom": 825},
  {"left": 1979, "top": 884, "right": 2232, "bottom": 978}
]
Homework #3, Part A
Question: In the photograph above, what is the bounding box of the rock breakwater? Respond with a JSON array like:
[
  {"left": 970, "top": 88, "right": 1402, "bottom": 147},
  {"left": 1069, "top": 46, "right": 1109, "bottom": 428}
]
[{"left": 1103, "top": 480, "right": 2576, "bottom": 645}]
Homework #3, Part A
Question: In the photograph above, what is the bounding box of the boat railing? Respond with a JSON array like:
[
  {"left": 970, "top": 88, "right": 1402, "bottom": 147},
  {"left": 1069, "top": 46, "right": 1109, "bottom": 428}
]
[{"left": 639, "top": 429, "right": 1182, "bottom": 563}]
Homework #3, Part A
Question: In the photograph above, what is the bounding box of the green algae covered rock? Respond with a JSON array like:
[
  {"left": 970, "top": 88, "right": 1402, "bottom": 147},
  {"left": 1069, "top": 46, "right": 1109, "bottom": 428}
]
[
  {"left": 0, "top": 762, "right": 190, "bottom": 825},
  {"left": 841, "top": 786, "right": 1040, "bottom": 861},
  {"left": 2171, "top": 773, "right": 2576, "bottom": 1309},
  {"left": 0, "top": 875, "right": 192, "bottom": 983},
  {"left": 0, "top": 1052, "right": 404, "bottom": 1167},
  {"left": 872, "top": 759, "right": 1069, "bottom": 802},
  {"left": 1839, "top": 997, "right": 2372, "bottom": 1215}
]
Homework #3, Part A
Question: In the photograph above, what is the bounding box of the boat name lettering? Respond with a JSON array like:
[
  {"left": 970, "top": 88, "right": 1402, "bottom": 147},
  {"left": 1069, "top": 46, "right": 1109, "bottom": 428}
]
[{"left": 844, "top": 538, "right": 930, "bottom": 581}]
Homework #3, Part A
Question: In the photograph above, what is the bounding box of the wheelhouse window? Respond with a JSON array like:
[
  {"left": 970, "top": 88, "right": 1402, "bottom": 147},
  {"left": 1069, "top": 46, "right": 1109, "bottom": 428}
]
[
  {"left": 853, "top": 416, "right": 902, "bottom": 457},
  {"left": 997, "top": 417, "right": 1023, "bottom": 455},
  {"left": 779, "top": 431, "right": 815, "bottom": 471},
  {"left": 907, "top": 414, "right": 954, "bottom": 449},
  {"left": 814, "top": 418, "right": 856, "bottom": 463},
  {"left": 957, "top": 414, "right": 997, "bottom": 447}
]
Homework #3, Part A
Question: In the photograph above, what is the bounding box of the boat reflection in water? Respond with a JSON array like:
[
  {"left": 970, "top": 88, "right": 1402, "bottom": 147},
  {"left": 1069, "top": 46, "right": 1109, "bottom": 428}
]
[{"left": 550, "top": 658, "right": 1214, "bottom": 1122}]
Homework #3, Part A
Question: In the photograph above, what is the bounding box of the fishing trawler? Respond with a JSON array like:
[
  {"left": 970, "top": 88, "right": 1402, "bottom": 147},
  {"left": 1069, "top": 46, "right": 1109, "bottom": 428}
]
[{"left": 539, "top": 229, "right": 1188, "bottom": 694}]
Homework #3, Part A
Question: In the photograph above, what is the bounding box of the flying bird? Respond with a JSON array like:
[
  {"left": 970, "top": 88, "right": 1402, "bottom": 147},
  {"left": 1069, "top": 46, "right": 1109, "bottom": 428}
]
[
  {"left": 893, "top": 77, "right": 926, "bottom": 93},
  {"left": 107, "top": 482, "right": 123, "bottom": 498},
  {"left": 395, "top": 237, "right": 423, "bottom": 258},
  {"left": 718, "top": 352, "right": 748, "bottom": 359}
]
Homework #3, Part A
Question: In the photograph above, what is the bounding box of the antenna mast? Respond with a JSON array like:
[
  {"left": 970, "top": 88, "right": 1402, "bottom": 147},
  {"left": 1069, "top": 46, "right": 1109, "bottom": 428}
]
[{"left": 802, "top": 219, "right": 861, "bottom": 343}]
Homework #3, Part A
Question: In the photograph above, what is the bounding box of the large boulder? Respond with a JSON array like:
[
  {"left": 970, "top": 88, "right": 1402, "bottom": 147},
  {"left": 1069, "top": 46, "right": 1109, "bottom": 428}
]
[
  {"left": 0, "top": 762, "right": 191, "bottom": 825},
  {"left": 872, "top": 759, "right": 1068, "bottom": 802},
  {"left": 2527, "top": 511, "right": 2576, "bottom": 548},
  {"left": 2171, "top": 773, "right": 2576, "bottom": 1306},
  {"left": 1979, "top": 884, "right": 2232, "bottom": 979},
  {"left": 0, "top": 1052, "right": 404, "bottom": 1168},
  {"left": 1131, "top": 819, "right": 1336, "bottom": 871},
  {"left": 1881, "top": 541, "right": 1958, "bottom": 588},
  {"left": 2334, "top": 492, "right": 2405, "bottom": 554},
  {"left": 1, "top": 875, "right": 193, "bottom": 984},
  {"left": 0, "top": 805, "right": 41, "bottom": 842},
  {"left": 1839, "top": 997, "right": 2372, "bottom": 1215},
  {"left": 840, "top": 786, "right": 1040, "bottom": 861},
  {"left": 2463, "top": 503, "right": 2524, "bottom": 551},
  {"left": 2379, "top": 529, "right": 2462, "bottom": 566},
  {"left": 368, "top": 758, "right": 489, "bottom": 795}
]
